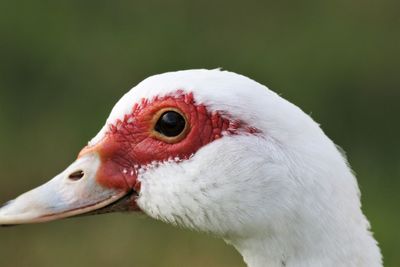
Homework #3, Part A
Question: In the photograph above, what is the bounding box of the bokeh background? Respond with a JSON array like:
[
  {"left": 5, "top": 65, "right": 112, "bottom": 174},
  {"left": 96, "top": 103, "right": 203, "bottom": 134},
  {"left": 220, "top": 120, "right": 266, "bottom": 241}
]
[{"left": 0, "top": 1, "right": 399, "bottom": 266}]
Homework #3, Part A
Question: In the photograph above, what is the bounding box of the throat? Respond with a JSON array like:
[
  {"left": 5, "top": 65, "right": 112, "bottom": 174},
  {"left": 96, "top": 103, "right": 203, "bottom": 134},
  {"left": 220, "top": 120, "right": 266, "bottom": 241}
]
[
  {"left": 225, "top": 237, "right": 289, "bottom": 267},
  {"left": 224, "top": 216, "right": 382, "bottom": 267}
]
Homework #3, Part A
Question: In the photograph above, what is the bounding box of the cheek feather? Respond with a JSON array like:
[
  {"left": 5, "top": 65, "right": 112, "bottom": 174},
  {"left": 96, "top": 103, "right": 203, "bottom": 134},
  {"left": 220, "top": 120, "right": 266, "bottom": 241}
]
[{"left": 85, "top": 91, "right": 260, "bottom": 191}]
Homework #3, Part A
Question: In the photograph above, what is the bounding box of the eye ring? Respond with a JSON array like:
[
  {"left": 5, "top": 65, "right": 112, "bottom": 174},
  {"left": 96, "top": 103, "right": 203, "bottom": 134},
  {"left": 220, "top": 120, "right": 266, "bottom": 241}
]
[{"left": 151, "top": 108, "right": 189, "bottom": 143}]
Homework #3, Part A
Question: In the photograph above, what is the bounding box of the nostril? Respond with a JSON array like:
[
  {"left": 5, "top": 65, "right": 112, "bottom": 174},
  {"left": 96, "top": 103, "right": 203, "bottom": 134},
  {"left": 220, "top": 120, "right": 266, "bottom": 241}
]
[{"left": 68, "top": 170, "right": 84, "bottom": 181}]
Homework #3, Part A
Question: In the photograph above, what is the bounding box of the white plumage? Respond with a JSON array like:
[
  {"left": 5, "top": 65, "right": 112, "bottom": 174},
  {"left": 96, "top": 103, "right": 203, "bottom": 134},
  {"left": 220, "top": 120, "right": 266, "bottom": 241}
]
[{"left": 0, "top": 69, "right": 382, "bottom": 266}]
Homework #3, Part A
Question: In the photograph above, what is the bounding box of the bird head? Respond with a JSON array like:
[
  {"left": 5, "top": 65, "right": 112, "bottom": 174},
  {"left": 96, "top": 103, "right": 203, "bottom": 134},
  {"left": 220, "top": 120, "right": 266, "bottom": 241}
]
[{"left": 0, "top": 69, "right": 355, "bottom": 240}]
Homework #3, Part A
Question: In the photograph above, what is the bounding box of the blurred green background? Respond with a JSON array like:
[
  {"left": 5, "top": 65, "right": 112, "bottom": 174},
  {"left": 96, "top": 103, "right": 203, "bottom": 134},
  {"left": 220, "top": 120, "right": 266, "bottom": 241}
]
[{"left": 0, "top": 1, "right": 399, "bottom": 266}]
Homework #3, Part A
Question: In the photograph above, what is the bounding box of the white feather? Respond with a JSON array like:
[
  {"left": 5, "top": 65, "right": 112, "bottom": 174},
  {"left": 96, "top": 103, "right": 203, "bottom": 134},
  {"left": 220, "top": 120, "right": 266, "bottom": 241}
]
[{"left": 90, "top": 69, "right": 382, "bottom": 267}]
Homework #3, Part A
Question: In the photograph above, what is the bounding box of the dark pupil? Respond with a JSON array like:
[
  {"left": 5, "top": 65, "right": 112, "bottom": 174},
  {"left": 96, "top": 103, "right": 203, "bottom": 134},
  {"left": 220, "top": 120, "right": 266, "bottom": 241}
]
[{"left": 155, "top": 111, "right": 186, "bottom": 137}]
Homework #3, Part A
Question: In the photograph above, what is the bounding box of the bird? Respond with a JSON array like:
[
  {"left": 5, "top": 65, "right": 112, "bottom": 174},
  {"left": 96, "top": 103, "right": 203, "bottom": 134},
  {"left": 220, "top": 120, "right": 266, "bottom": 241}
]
[{"left": 0, "top": 69, "right": 382, "bottom": 266}]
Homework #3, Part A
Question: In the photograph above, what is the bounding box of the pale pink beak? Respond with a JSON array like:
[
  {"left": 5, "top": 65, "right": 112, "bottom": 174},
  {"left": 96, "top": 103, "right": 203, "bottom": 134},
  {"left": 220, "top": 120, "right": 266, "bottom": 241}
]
[{"left": 0, "top": 153, "right": 134, "bottom": 226}]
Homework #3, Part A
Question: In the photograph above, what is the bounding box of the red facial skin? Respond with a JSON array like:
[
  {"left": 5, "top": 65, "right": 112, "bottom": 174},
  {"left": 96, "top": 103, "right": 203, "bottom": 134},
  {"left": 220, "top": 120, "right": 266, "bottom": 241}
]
[{"left": 79, "top": 91, "right": 259, "bottom": 194}]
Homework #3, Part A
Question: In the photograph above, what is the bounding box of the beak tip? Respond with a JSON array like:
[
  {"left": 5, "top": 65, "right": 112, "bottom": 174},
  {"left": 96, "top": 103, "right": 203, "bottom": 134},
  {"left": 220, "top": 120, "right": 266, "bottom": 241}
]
[
  {"left": 0, "top": 199, "right": 13, "bottom": 208},
  {"left": 0, "top": 199, "right": 24, "bottom": 226},
  {"left": 0, "top": 201, "right": 8, "bottom": 209}
]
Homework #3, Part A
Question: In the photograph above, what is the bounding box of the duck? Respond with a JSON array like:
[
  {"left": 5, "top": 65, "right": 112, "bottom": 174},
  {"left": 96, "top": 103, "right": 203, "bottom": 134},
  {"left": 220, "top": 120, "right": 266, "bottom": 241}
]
[{"left": 0, "top": 69, "right": 382, "bottom": 267}]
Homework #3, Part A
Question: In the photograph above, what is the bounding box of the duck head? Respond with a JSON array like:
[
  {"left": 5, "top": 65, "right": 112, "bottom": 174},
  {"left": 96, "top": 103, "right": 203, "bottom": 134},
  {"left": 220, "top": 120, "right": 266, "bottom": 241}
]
[{"left": 0, "top": 69, "right": 382, "bottom": 266}]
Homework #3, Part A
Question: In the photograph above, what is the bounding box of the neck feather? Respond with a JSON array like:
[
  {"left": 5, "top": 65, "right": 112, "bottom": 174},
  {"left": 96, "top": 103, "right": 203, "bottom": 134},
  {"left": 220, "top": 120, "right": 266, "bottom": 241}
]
[{"left": 225, "top": 210, "right": 382, "bottom": 267}]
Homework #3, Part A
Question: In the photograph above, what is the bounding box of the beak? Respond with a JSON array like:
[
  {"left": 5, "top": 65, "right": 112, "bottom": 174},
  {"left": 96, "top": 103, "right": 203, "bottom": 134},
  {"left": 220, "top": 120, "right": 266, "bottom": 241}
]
[{"left": 0, "top": 152, "right": 137, "bottom": 226}]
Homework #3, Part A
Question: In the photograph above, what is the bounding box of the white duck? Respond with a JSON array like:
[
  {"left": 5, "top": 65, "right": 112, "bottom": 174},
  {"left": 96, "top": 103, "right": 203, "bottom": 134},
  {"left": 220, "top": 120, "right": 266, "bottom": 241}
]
[{"left": 0, "top": 69, "right": 382, "bottom": 267}]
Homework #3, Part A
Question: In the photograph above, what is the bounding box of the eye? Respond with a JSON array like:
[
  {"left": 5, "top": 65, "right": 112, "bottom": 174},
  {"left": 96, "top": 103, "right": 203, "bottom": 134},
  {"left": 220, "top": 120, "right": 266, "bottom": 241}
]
[{"left": 154, "top": 110, "right": 186, "bottom": 137}]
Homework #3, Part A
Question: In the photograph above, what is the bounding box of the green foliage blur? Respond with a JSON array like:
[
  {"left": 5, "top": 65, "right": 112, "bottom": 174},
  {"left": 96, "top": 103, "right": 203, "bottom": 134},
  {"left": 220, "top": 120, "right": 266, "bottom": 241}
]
[{"left": 0, "top": 1, "right": 399, "bottom": 266}]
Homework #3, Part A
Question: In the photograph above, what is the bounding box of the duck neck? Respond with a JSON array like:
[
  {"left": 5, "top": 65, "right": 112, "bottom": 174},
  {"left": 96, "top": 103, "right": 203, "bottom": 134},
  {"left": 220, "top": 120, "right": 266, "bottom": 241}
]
[{"left": 224, "top": 212, "right": 382, "bottom": 267}]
